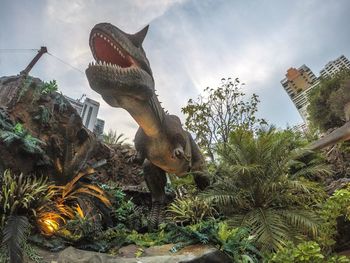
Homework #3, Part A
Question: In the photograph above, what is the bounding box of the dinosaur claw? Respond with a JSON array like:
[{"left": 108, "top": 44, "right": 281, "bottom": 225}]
[
  {"left": 172, "top": 148, "right": 184, "bottom": 159},
  {"left": 127, "top": 155, "right": 136, "bottom": 164}
]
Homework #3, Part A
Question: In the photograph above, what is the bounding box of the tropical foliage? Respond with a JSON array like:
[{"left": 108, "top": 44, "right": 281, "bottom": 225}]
[
  {"left": 0, "top": 170, "right": 51, "bottom": 263},
  {"left": 3, "top": 74, "right": 350, "bottom": 262},
  {"left": 268, "top": 241, "right": 350, "bottom": 263},
  {"left": 167, "top": 196, "right": 217, "bottom": 225},
  {"left": 0, "top": 122, "right": 45, "bottom": 154},
  {"left": 317, "top": 184, "right": 350, "bottom": 252},
  {"left": 36, "top": 168, "right": 111, "bottom": 237},
  {"left": 103, "top": 129, "right": 126, "bottom": 145},
  {"left": 39, "top": 80, "right": 58, "bottom": 95},
  {"left": 119, "top": 220, "right": 261, "bottom": 262},
  {"left": 201, "top": 128, "right": 329, "bottom": 251}
]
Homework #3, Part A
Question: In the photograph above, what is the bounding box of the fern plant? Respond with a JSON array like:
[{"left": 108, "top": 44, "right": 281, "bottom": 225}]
[{"left": 2, "top": 216, "right": 30, "bottom": 263}]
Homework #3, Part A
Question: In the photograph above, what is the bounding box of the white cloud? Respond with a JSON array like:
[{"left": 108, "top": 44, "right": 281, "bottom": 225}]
[{"left": 1, "top": 0, "right": 350, "bottom": 140}]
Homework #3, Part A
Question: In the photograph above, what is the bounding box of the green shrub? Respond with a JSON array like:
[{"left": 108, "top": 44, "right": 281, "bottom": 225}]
[
  {"left": 39, "top": 80, "right": 58, "bottom": 95},
  {"left": 0, "top": 170, "right": 51, "bottom": 263},
  {"left": 268, "top": 241, "right": 350, "bottom": 263},
  {"left": 318, "top": 184, "right": 350, "bottom": 251},
  {"left": 0, "top": 123, "right": 44, "bottom": 154},
  {"left": 124, "top": 220, "right": 261, "bottom": 262},
  {"left": 167, "top": 196, "right": 217, "bottom": 225}
]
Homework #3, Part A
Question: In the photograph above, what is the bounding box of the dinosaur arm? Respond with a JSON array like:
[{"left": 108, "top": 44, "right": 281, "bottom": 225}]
[{"left": 187, "top": 132, "right": 210, "bottom": 190}]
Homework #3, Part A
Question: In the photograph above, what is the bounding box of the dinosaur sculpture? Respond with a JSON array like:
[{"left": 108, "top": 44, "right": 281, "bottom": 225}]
[{"left": 85, "top": 23, "right": 209, "bottom": 229}]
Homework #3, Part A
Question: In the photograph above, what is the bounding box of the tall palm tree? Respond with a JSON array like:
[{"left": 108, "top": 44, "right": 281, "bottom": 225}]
[{"left": 201, "top": 128, "right": 331, "bottom": 251}]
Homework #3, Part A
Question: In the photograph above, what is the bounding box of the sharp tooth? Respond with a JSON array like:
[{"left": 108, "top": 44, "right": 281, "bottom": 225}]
[{"left": 107, "top": 39, "right": 110, "bottom": 42}]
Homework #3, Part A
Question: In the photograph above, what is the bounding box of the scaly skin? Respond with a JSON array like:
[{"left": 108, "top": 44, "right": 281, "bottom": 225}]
[{"left": 86, "top": 23, "right": 209, "bottom": 229}]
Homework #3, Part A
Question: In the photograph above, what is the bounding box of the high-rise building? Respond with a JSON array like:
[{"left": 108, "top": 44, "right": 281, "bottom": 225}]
[
  {"left": 280, "top": 65, "right": 319, "bottom": 122},
  {"left": 64, "top": 95, "right": 83, "bottom": 115},
  {"left": 281, "top": 55, "right": 350, "bottom": 125},
  {"left": 81, "top": 98, "right": 100, "bottom": 131},
  {"left": 320, "top": 55, "right": 350, "bottom": 78},
  {"left": 65, "top": 95, "right": 105, "bottom": 136},
  {"left": 93, "top": 118, "right": 105, "bottom": 139}
]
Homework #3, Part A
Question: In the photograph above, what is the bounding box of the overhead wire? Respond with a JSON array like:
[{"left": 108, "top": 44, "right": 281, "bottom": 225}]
[
  {"left": 47, "top": 52, "right": 85, "bottom": 75},
  {"left": 0, "top": 48, "right": 86, "bottom": 75},
  {"left": 0, "top": 48, "right": 39, "bottom": 52}
]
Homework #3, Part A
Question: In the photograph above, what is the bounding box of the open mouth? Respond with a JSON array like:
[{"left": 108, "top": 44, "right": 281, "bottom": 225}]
[{"left": 89, "top": 30, "right": 138, "bottom": 69}]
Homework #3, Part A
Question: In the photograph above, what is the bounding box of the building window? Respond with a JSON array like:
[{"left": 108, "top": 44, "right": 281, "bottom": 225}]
[
  {"left": 81, "top": 104, "right": 87, "bottom": 119},
  {"left": 85, "top": 106, "right": 93, "bottom": 127}
]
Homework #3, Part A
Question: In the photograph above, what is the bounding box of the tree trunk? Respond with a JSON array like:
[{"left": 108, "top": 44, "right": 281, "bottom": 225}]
[{"left": 344, "top": 101, "right": 350, "bottom": 121}]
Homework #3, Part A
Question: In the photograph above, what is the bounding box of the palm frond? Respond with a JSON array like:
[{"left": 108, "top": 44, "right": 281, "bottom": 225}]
[
  {"left": 245, "top": 209, "right": 290, "bottom": 251},
  {"left": 277, "top": 209, "right": 319, "bottom": 238},
  {"left": 206, "top": 128, "right": 328, "bottom": 251},
  {"left": 2, "top": 215, "right": 29, "bottom": 263}
]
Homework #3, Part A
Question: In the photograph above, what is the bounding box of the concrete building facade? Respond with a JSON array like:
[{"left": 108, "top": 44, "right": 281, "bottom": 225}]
[
  {"left": 281, "top": 55, "right": 350, "bottom": 125},
  {"left": 320, "top": 55, "right": 350, "bottom": 78},
  {"left": 93, "top": 118, "right": 105, "bottom": 139},
  {"left": 81, "top": 98, "right": 99, "bottom": 131},
  {"left": 280, "top": 65, "right": 319, "bottom": 122},
  {"left": 65, "top": 96, "right": 105, "bottom": 137}
]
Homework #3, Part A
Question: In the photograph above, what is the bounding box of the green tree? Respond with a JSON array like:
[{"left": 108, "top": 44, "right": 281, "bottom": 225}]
[
  {"left": 182, "top": 77, "right": 266, "bottom": 162},
  {"left": 307, "top": 69, "right": 350, "bottom": 131},
  {"left": 201, "top": 128, "right": 330, "bottom": 251}
]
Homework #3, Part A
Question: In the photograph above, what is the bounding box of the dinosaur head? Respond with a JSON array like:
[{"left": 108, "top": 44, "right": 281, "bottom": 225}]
[{"left": 86, "top": 23, "right": 154, "bottom": 107}]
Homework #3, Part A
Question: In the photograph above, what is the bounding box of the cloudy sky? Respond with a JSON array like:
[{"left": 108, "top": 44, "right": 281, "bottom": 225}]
[{"left": 1, "top": 0, "right": 350, "bottom": 141}]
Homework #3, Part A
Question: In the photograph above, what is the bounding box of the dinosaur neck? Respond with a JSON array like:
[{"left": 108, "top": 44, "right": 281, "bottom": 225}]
[
  {"left": 148, "top": 93, "right": 166, "bottom": 126},
  {"left": 120, "top": 93, "right": 166, "bottom": 137}
]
